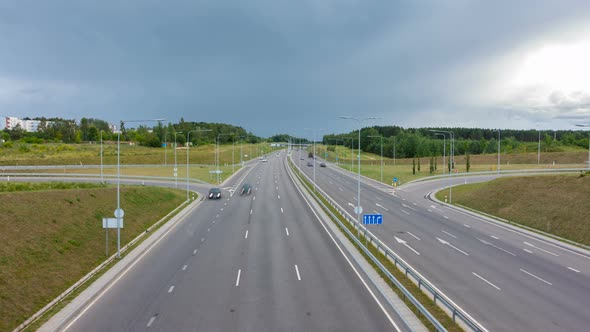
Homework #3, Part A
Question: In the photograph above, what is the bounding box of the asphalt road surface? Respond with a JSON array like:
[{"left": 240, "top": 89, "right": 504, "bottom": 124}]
[
  {"left": 298, "top": 155, "right": 590, "bottom": 332},
  {"left": 58, "top": 152, "right": 402, "bottom": 331}
]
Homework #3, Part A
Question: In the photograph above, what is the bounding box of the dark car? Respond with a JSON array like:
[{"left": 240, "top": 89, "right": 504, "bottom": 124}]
[
  {"left": 240, "top": 183, "right": 252, "bottom": 195},
  {"left": 208, "top": 188, "right": 222, "bottom": 199},
  {"left": 307, "top": 161, "right": 313, "bottom": 167},
  {"left": 320, "top": 162, "right": 326, "bottom": 167}
]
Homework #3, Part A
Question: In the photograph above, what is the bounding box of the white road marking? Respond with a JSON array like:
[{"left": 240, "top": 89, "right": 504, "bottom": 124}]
[
  {"left": 427, "top": 209, "right": 432, "bottom": 212},
  {"left": 443, "top": 216, "right": 449, "bottom": 219},
  {"left": 401, "top": 210, "right": 410, "bottom": 215},
  {"left": 281, "top": 207, "right": 284, "bottom": 213},
  {"left": 524, "top": 242, "right": 559, "bottom": 256},
  {"left": 285, "top": 228, "right": 290, "bottom": 236},
  {"left": 353, "top": 196, "right": 358, "bottom": 201},
  {"left": 278, "top": 195, "right": 281, "bottom": 199},
  {"left": 295, "top": 265, "right": 302, "bottom": 280},
  {"left": 182, "top": 265, "right": 188, "bottom": 271},
  {"left": 253, "top": 196, "right": 256, "bottom": 201},
  {"left": 235, "top": 269, "right": 242, "bottom": 287},
  {"left": 430, "top": 205, "right": 437, "bottom": 209},
  {"left": 568, "top": 267, "right": 581, "bottom": 273},
  {"left": 376, "top": 196, "right": 382, "bottom": 200},
  {"left": 338, "top": 187, "right": 344, "bottom": 192},
  {"left": 490, "top": 235, "right": 499, "bottom": 240},
  {"left": 394, "top": 236, "right": 421, "bottom": 255},
  {"left": 437, "top": 237, "right": 469, "bottom": 256},
  {"left": 477, "top": 238, "right": 516, "bottom": 256},
  {"left": 193, "top": 249, "right": 198, "bottom": 255},
  {"left": 376, "top": 203, "right": 389, "bottom": 211},
  {"left": 520, "top": 269, "right": 552, "bottom": 285},
  {"left": 413, "top": 203, "right": 417, "bottom": 206},
  {"left": 373, "top": 210, "right": 380, "bottom": 214},
  {"left": 212, "top": 220, "right": 216, "bottom": 224},
  {"left": 463, "top": 224, "right": 471, "bottom": 228},
  {"left": 407, "top": 232, "right": 421, "bottom": 241},
  {"left": 473, "top": 272, "right": 501, "bottom": 290},
  {"left": 201, "top": 238, "right": 205, "bottom": 243},
  {"left": 276, "top": 186, "right": 279, "bottom": 190},
  {"left": 523, "top": 248, "right": 533, "bottom": 253},
  {"left": 207, "top": 228, "right": 210, "bottom": 232},
  {"left": 168, "top": 286, "right": 175, "bottom": 293},
  {"left": 402, "top": 203, "right": 417, "bottom": 211},
  {"left": 220, "top": 208, "right": 224, "bottom": 211},
  {"left": 442, "top": 230, "right": 457, "bottom": 239},
  {"left": 245, "top": 230, "right": 249, "bottom": 239},
  {"left": 250, "top": 209, "right": 253, "bottom": 215},
  {"left": 146, "top": 316, "right": 157, "bottom": 328}
]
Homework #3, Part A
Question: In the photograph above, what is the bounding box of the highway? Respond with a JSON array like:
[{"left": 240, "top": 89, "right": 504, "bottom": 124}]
[
  {"left": 55, "top": 152, "right": 403, "bottom": 331},
  {"left": 297, "top": 155, "right": 590, "bottom": 332}
]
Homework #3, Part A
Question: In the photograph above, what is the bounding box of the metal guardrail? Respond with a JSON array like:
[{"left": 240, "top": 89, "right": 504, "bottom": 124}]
[{"left": 289, "top": 157, "right": 487, "bottom": 332}]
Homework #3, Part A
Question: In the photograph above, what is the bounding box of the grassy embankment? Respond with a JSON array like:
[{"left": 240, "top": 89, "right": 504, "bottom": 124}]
[
  {"left": 0, "top": 182, "right": 186, "bottom": 331},
  {"left": 0, "top": 142, "right": 277, "bottom": 184},
  {"left": 436, "top": 175, "right": 590, "bottom": 246}
]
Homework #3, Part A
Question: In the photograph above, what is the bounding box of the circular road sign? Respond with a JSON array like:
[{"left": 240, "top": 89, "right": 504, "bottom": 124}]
[
  {"left": 354, "top": 206, "right": 363, "bottom": 215},
  {"left": 114, "top": 208, "right": 125, "bottom": 219}
]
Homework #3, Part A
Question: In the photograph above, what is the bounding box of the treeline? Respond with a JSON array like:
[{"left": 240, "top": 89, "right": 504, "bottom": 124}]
[
  {"left": 323, "top": 126, "right": 590, "bottom": 158},
  {"left": 1, "top": 117, "right": 265, "bottom": 147}
]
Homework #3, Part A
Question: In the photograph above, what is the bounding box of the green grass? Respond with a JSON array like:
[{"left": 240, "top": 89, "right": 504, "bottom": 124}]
[
  {"left": 437, "top": 174, "right": 590, "bottom": 246},
  {"left": 289, "top": 159, "right": 463, "bottom": 332},
  {"left": 0, "top": 184, "right": 186, "bottom": 331}
]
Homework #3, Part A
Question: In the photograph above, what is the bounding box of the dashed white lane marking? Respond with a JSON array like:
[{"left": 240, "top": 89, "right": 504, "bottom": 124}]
[
  {"left": 182, "top": 265, "right": 188, "bottom": 271},
  {"left": 294, "top": 265, "right": 302, "bottom": 281},
  {"left": 478, "top": 238, "right": 517, "bottom": 256},
  {"left": 278, "top": 195, "right": 281, "bottom": 200},
  {"left": 490, "top": 235, "right": 499, "bottom": 240},
  {"left": 442, "top": 230, "right": 457, "bottom": 239},
  {"left": 253, "top": 196, "right": 256, "bottom": 201},
  {"left": 524, "top": 242, "right": 559, "bottom": 257},
  {"left": 146, "top": 316, "right": 157, "bottom": 328},
  {"left": 220, "top": 208, "right": 224, "bottom": 211},
  {"left": 207, "top": 228, "right": 210, "bottom": 232},
  {"left": 376, "top": 196, "right": 382, "bottom": 200},
  {"left": 250, "top": 209, "right": 253, "bottom": 215},
  {"left": 407, "top": 232, "right": 421, "bottom": 241},
  {"left": 168, "top": 286, "right": 175, "bottom": 293},
  {"left": 285, "top": 228, "right": 290, "bottom": 236},
  {"left": 201, "top": 238, "right": 205, "bottom": 243},
  {"left": 339, "top": 187, "right": 344, "bottom": 192},
  {"left": 401, "top": 210, "right": 410, "bottom": 215},
  {"left": 276, "top": 186, "right": 279, "bottom": 190},
  {"left": 235, "top": 269, "right": 242, "bottom": 287},
  {"left": 193, "top": 249, "right": 198, "bottom": 255},
  {"left": 523, "top": 248, "right": 533, "bottom": 253},
  {"left": 568, "top": 267, "right": 581, "bottom": 273},
  {"left": 427, "top": 209, "right": 432, "bottom": 212},
  {"left": 520, "top": 269, "right": 552, "bottom": 286},
  {"left": 443, "top": 216, "right": 449, "bottom": 219},
  {"left": 245, "top": 230, "right": 249, "bottom": 239},
  {"left": 463, "top": 224, "right": 471, "bottom": 228},
  {"left": 281, "top": 208, "right": 284, "bottom": 213},
  {"left": 473, "top": 272, "right": 501, "bottom": 290}
]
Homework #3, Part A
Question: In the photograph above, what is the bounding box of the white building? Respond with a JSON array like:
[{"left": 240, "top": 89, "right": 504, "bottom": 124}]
[{"left": 4, "top": 117, "right": 49, "bottom": 132}]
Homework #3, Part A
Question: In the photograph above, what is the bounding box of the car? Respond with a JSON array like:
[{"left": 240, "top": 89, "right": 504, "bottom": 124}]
[
  {"left": 320, "top": 162, "right": 326, "bottom": 167},
  {"left": 262, "top": 158, "right": 268, "bottom": 162},
  {"left": 240, "top": 183, "right": 252, "bottom": 195},
  {"left": 208, "top": 188, "right": 222, "bottom": 199},
  {"left": 307, "top": 161, "right": 313, "bottom": 167}
]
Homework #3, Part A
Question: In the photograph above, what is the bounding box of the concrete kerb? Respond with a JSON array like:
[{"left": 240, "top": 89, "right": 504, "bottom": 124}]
[
  {"left": 36, "top": 194, "right": 205, "bottom": 332},
  {"left": 429, "top": 191, "right": 590, "bottom": 257},
  {"left": 285, "top": 158, "right": 427, "bottom": 332}
]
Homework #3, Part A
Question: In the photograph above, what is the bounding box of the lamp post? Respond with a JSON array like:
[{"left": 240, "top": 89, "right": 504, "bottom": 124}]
[
  {"left": 368, "top": 135, "right": 383, "bottom": 183},
  {"left": 575, "top": 124, "right": 590, "bottom": 169},
  {"left": 173, "top": 131, "right": 183, "bottom": 188},
  {"left": 116, "top": 118, "right": 164, "bottom": 258},
  {"left": 304, "top": 128, "right": 323, "bottom": 192},
  {"left": 339, "top": 116, "right": 379, "bottom": 237},
  {"left": 430, "top": 130, "right": 454, "bottom": 203},
  {"left": 100, "top": 130, "right": 104, "bottom": 183},
  {"left": 328, "top": 138, "right": 343, "bottom": 165},
  {"left": 538, "top": 128, "right": 541, "bottom": 165},
  {"left": 187, "top": 129, "right": 212, "bottom": 200},
  {"left": 342, "top": 137, "right": 354, "bottom": 171},
  {"left": 392, "top": 136, "right": 396, "bottom": 166},
  {"left": 433, "top": 133, "right": 446, "bottom": 175},
  {"left": 492, "top": 129, "right": 501, "bottom": 173}
]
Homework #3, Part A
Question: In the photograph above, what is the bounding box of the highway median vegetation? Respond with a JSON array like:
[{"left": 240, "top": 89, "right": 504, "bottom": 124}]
[
  {"left": 0, "top": 183, "right": 186, "bottom": 331},
  {"left": 439, "top": 175, "right": 590, "bottom": 246}
]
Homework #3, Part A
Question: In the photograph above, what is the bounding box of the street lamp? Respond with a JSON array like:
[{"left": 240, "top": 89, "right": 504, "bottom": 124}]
[
  {"left": 116, "top": 118, "right": 164, "bottom": 258},
  {"left": 538, "top": 128, "right": 541, "bottom": 165},
  {"left": 430, "top": 130, "right": 455, "bottom": 203},
  {"left": 368, "top": 135, "right": 383, "bottom": 183},
  {"left": 339, "top": 116, "right": 379, "bottom": 237},
  {"left": 432, "top": 133, "right": 446, "bottom": 175},
  {"left": 173, "top": 131, "right": 183, "bottom": 188},
  {"left": 392, "top": 136, "right": 396, "bottom": 166},
  {"left": 305, "top": 128, "right": 323, "bottom": 192},
  {"left": 575, "top": 124, "right": 590, "bottom": 169},
  {"left": 187, "top": 129, "right": 212, "bottom": 200},
  {"left": 100, "top": 130, "right": 104, "bottom": 183},
  {"left": 492, "top": 129, "right": 501, "bottom": 174}
]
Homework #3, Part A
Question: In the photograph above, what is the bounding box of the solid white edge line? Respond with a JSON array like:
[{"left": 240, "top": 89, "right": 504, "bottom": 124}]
[
  {"left": 520, "top": 269, "right": 552, "bottom": 285},
  {"left": 490, "top": 235, "right": 499, "bottom": 240},
  {"left": 568, "top": 267, "right": 581, "bottom": 273},
  {"left": 406, "top": 232, "right": 421, "bottom": 241},
  {"left": 168, "top": 286, "right": 175, "bottom": 293},
  {"left": 63, "top": 201, "right": 199, "bottom": 331},
  {"left": 291, "top": 171, "right": 401, "bottom": 331},
  {"left": 472, "top": 272, "right": 501, "bottom": 290},
  {"left": 463, "top": 224, "right": 471, "bottom": 228},
  {"left": 401, "top": 210, "right": 410, "bottom": 215},
  {"left": 442, "top": 230, "right": 457, "bottom": 239},
  {"left": 235, "top": 269, "right": 242, "bottom": 287},
  {"left": 295, "top": 264, "right": 302, "bottom": 281},
  {"left": 524, "top": 242, "right": 559, "bottom": 257}
]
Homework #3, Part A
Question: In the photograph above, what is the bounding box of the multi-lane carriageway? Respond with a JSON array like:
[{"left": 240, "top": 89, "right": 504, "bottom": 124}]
[
  {"left": 57, "top": 152, "right": 406, "bottom": 332},
  {"left": 298, "top": 153, "right": 590, "bottom": 332}
]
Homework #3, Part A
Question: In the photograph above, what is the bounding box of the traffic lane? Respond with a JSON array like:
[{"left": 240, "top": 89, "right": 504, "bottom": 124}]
[
  {"left": 64, "top": 191, "right": 232, "bottom": 331},
  {"left": 139, "top": 183, "right": 255, "bottom": 331}
]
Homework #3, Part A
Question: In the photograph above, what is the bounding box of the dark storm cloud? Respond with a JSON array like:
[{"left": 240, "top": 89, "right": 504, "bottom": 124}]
[{"left": 1, "top": 1, "right": 589, "bottom": 136}]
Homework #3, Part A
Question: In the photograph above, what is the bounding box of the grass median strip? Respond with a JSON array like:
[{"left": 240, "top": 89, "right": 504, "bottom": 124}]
[
  {"left": 0, "top": 183, "right": 187, "bottom": 331},
  {"left": 289, "top": 161, "right": 463, "bottom": 332}
]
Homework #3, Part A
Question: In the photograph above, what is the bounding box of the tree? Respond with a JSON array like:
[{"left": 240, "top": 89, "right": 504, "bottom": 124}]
[
  {"left": 466, "top": 153, "right": 471, "bottom": 172},
  {"left": 417, "top": 158, "right": 421, "bottom": 172},
  {"left": 412, "top": 158, "right": 416, "bottom": 175},
  {"left": 429, "top": 157, "right": 434, "bottom": 175}
]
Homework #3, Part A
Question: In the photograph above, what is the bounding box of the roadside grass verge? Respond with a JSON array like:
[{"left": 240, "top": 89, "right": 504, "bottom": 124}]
[
  {"left": 289, "top": 160, "right": 463, "bottom": 332},
  {"left": 0, "top": 184, "right": 186, "bottom": 331},
  {"left": 437, "top": 175, "right": 590, "bottom": 246}
]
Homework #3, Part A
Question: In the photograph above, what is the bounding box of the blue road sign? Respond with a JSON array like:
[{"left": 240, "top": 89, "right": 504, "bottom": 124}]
[
  {"left": 393, "top": 177, "right": 398, "bottom": 183},
  {"left": 363, "top": 214, "right": 383, "bottom": 225}
]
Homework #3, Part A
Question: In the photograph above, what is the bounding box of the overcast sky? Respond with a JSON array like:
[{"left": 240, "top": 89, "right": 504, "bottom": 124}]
[{"left": 1, "top": 0, "right": 590, "bottom": 137}]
